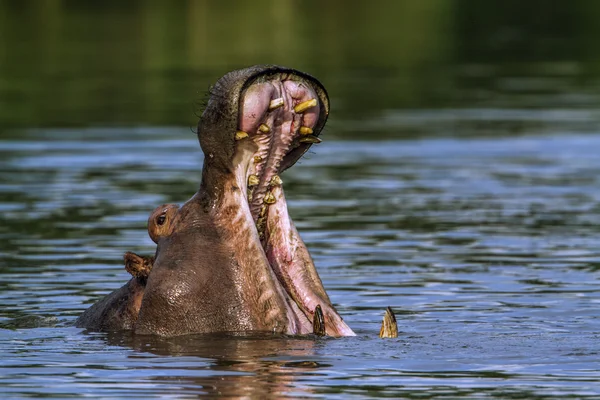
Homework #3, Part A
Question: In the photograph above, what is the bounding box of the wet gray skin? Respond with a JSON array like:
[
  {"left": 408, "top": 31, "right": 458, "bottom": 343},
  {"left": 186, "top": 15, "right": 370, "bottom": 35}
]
[{"left": 77, "top": 65, "right": 355, "bottom": 337}]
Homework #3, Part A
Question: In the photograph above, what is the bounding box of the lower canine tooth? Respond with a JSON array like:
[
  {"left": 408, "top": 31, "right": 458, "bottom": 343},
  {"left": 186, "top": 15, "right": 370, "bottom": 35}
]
[
  {"left": 258, "top": 124, "right": 270, "bottom": 133},
  {"left": 264, "top": 192, "right": 276, "bottom": 204},
  {"left": 235, "top": 130, "right": 249, "bottom": 140},
  {"left": 268, "top": 98, "right": 284, "bottom": 110},
  {"left": 294, "top": 98, "right": 317, "bottom": 113},
  {"left": 313, "top": 304, "right": 326, "bottom": 336},
  {"left": 379, "top": 306, "right": 398, "bottom": 338},
  {"left": 299, "top": 126, "right": 313, "bottom": 135},
  {"left": 299, "top": 136, "right": 322, "bottom": 144}
]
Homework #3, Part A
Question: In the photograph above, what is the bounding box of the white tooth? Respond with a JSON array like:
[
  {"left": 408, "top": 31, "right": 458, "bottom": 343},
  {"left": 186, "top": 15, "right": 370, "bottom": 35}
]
[
  {"left": 299, "top": 126, "right": 313, "bottom": 135},
  {"left": 294, "top": 98, "right": 317, "bottom": 113},
  {"left": 235, "top": 130, "right": 248, "bottom": 140},
  {"left": 268, "top": 98, "right": 284, "bottom": 110}
]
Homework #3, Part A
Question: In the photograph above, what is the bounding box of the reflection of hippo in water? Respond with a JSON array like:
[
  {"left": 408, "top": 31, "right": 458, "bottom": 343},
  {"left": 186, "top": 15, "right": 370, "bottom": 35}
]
[{"left": 77, "top": 65, "right": 397, "bottom": 338}]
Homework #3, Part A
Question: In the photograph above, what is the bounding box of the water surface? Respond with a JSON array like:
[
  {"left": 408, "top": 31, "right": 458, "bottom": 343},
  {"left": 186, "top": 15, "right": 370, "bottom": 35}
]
[{"left": 1, "top": 128, "right": 599, "bottom": 398}]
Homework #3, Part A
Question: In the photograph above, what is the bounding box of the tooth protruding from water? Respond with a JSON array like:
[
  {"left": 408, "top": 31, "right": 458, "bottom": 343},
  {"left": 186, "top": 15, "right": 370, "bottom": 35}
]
[
  {"left": 254, "top": 155, "right": 263, "bottom": 164},
  {"left": 235, "top": 130, "right": 249, "bottom": 140},
  {"left": 270, "top": 175, "right": 282, "bottom": 186},
  {"left": 264, "top": 191, "right": 276, "bottom": 205},
  {"left": 294, "top": 98, "right": 317, "bottom": 113},
  {"left": 313, "top": 304, "right": 326, "bottom": 336},
  {"left": 379, "top": 306, "right": 398, "bottom": 338},
  {"left": 299, "top": 136, "right": 322, "bottom": 144},
  {"left": 299, "top": 126, "right": 313, "bottom": 135},
  {"left": 268, "top": 98, "right": 284, "bottom": 110},
  {"left": 248, "top": 174, "right": 259, "bottom": 187},
  {"left": 258, "top": 124, "right": 270, "bottom": 133}
]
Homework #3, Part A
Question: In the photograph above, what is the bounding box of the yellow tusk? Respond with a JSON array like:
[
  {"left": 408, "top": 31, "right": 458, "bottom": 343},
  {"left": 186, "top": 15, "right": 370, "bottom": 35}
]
[
  {"left": 235, "top": 130, "right": 249, "bottom": 140},
  {"left": 379, "top": 306, "right": 398, "bottom": 338},
  {"left": 299, "top": 126, "right": 314, "bottom": 135},
  {"left": 268, "top": 98, "right": 284, "bottom": 110},
  {"left": 299, "top": 136, "right": 322, "bottom": 144},
  {"left": 258, "top": 124, "right": 270, "bottom": 133},
  {"left": 294, "top": 98, "right": 317, "bottom": 113}
]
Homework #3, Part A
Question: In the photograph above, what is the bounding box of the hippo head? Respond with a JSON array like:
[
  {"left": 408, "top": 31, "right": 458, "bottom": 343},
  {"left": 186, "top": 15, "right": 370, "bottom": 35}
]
[{"left": 79, "top": 66, "right": 355, "bottom": 337}]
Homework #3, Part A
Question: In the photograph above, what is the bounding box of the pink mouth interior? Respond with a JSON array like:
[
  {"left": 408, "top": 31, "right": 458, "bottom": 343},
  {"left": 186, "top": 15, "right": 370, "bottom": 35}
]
[{"left": 239, "top": 77, "right": 320, "bottom": 221}]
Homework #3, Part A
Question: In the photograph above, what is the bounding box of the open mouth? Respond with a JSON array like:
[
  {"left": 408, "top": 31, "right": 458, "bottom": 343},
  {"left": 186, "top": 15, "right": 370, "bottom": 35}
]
[{"left": 231, "top": 70, "right": 354, "bottom": 337}]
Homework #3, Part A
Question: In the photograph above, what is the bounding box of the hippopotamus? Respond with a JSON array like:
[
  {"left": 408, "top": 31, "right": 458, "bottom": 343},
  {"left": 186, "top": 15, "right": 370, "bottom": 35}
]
[{"left": 77, "top": 65, "right": 397, "bottom": 338}]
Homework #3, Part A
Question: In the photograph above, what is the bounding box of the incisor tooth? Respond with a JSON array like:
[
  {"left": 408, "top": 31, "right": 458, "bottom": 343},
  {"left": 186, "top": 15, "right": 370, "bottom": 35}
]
[
  {"left": 294, "top": 98, "right": 317, "bottom": 113},
  {"left": 299, "top": 136, "right": 322, "bottom": 144},
  {"left": 254, "top": 155, "right": 263, "bottom": 163},
  {"left": 264, "top": 192, "right": 276, "bottom": 204},
  {"left": 235, "top": 130, "right": 249, "bottom": 140},
  {"left": 270, "top": 175, "right": 282, "bottom": 186},
  {"left": 248, "top": 174, "right": 259, "bottom": 186},
  {"left": 299, "top": 126, "right": 313, "bottom": 135},
  {"left": 258, "top": 124, "right": 270, "bottom": 133},
  {"left": 268, "top": 98, "right": 284, "bottom": 110}
]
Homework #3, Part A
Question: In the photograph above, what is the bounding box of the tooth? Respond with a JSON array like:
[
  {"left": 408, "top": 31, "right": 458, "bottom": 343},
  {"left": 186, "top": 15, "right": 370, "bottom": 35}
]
[
  {"left": 259, "top": 205, "right": 267, "bottom": 218},
  {"left": 299, "top": 126, "right": 313, "bottom": 135},
  {"left": 248, "top": 174, "right": 259, "bottom": 186},
  {"left": 268, "top": 98, "right": 284, "bottom": 110},
  {"left": 379, "top": 306, "right": 398, "bottom": 338},
  {"left": 312, "top": 304, "right": 326, "bottom": 336},
  {"left": 264, "top": 191, "right": 276, "bottom": 204},
  {"left": 270, "top": 175, "right": 282, "bottom": 186},
  {"left": 254, "top": 155, "right": 263, "bottom": 163},
  {"left": 299, "top": 136, "right": 322, "bottom": 144},
  {"left": 235, "top": 130, "right": 249, "bottom": 140},
  {"left": 258, "top": 124, "right": 270, "bottom": 133},
  {"left": 294, "top": 98, "right": 317, "bottom": 113}
]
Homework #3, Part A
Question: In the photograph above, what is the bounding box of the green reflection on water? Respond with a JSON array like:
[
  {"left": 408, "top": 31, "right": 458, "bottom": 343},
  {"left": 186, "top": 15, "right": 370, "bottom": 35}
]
[{"left": 1, "top": 0, "right": 599, "bottom": 133}]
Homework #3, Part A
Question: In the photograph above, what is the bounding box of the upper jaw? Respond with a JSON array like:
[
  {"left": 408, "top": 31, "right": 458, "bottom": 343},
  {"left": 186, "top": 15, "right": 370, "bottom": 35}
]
[
  {"left": 232, "top": 70, "right": 328, "bottom": 226},
  {"left": 197, "top": 66, "right": 329, "bottom": 179}
]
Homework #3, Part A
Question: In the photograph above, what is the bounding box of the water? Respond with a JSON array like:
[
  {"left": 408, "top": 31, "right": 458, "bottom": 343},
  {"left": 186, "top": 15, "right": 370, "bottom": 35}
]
[
  {"left": 2, "top": 1, "right": 600, "bottom": 398},
  {"left": 1, "top": 129, "right": 599, "bottom": 398}
]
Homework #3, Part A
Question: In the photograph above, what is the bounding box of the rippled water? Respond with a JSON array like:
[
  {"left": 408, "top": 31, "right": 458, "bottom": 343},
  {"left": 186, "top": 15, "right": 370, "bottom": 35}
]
[{"left": 1, "top": 125, "right": 599, "bottom": 398}]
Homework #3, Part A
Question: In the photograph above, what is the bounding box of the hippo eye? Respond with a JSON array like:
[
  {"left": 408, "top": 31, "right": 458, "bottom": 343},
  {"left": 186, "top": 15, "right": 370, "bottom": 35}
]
[{"left": 156, "top": 214, "right": 167, "bottom": 226}]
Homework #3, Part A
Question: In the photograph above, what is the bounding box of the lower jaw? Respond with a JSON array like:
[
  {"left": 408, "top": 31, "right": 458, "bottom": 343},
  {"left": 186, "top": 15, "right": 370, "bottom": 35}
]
[
  {"left": 263, "top": 184, "right": 355, "bottom": 337},
  {"left": 229, "top": 162, "right": 354, "bottom": 336}
]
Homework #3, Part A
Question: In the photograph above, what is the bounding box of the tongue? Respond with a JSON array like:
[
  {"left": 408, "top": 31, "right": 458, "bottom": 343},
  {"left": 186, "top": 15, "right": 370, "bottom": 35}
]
[{"left": 263, "top": 184, "right": 356, "bottom": 337}]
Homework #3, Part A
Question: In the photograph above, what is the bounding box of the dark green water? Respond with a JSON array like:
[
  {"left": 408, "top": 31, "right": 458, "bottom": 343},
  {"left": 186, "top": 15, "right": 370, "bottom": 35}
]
[{"left": 1, "top": 1, "right": 600, "bottom": 398}]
